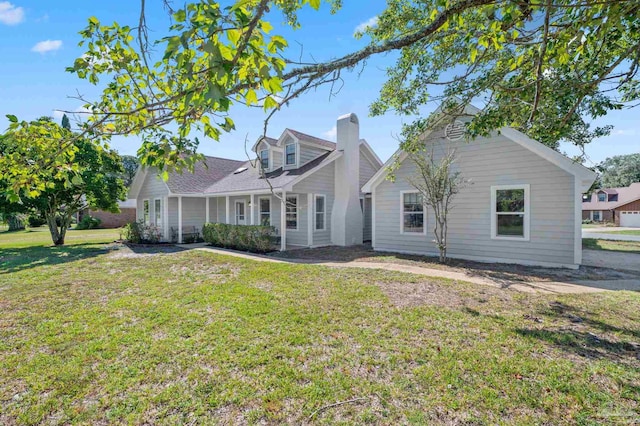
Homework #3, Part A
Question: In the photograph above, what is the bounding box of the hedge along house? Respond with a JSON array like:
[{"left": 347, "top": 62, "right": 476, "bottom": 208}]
[
  {"left": 128, "top": 113, "right": 383, "bottom": 249},
  {"left": 362, "top": 103, "right": 597, "bottom": 269}
]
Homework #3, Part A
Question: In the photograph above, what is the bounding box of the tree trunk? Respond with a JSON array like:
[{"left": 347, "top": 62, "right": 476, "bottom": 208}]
[{"left": 45, "top": 212, "right": 66, "bottom": 246}]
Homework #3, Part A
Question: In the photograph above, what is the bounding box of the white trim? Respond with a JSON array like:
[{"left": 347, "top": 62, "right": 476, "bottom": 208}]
[
  {"left": 307, "top": 193, "right": 314, "bottom": 246},
  {"left": 399, "top": 190, "right": 427, "bottom": 235},
  {"left": 371, "top": 191, "right": 376, "bottom": 248},
  {"left": 142, "top": 199, "right": 150, "bottom": 225},
  {"left": 259, "top": 148, "right": 270, "bottom": 171},
  {"left": 234, "top": 200, "right": 246, "bottom": 225},
  {"left": 258, "top": 196, "right": 272, "bottom": 226},
  {"left": 163, "top": 196, "right": 169, "bottom": 241},
  {"left": 285, "top": 194, "right": 299, "bottom": 231},
  {"left": 314, "top": 194, "right": 327, "bottom": 231},
  {"left": 178, "top": 196, "right": 183, "bottom": 243},
  {"left": 373, "top": 248, "right": 579, "bottom": 269},
  {"left": 280, "top": 191, "right": 287, "bottom": 251},
  {"left": 205, "top": 196, "right": 210, "bottom": 223},
  {"left": 154, "top": 198, "right": 162, "bottom": 227},
  {"left": 250, "top": 194, "right": 255, "bottom": 225},
  {"left": 490, "top": 184, "right": 530, "bottom": 241},
  {"left": 226, "top": 196, "right": 231, "bottom": 224},
  {"left": 574, "top": 177, "right": 582, "bottom": 265},
  {"left": 359, "top": 139, "right": 383, "bottom": 168}
]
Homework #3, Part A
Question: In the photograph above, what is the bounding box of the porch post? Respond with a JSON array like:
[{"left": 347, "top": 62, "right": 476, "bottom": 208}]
[
  {"left": 250, "top": 194, "right": 255, "bottom": 225},
  {"left": 280, "top": 191, "right": 287, "bottom": 251},
  {"left": 163, "top": 196, "right": 169, "bottom": 241},
  {"left": 205, "top": 196, "right": 210, "bottom": 224},
  {"left": 307, "top": 193, "right": 313, "bottom": 247},
  {"left": 178, "top": 196, "right": 183, "bottom": 244},
  {"left": 226, "top": 195, "right": 231, "bottom": 224}
]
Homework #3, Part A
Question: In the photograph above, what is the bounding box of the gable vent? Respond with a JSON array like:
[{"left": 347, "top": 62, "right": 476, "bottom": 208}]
[{"left": 444, "top": 120, "right": 466, "bottom": 141}]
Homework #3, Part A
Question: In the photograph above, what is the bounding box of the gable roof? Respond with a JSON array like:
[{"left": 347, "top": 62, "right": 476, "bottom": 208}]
[
  {"left": 362, "top": 102, "right": 597, "bottom": 193},
  {"left": 582, "top": 182, "right": 640, "bottom": 211},
  {"left": 285, "top": 129, "right": 336, "bottom": 150}
]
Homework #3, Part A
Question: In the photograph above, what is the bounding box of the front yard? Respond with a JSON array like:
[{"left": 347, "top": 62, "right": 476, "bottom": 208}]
[
  {"left": 1, "top": 229, "right": 639, "bottom": 424},
  {"left": 583, "top": 238, "right": 640, "bottom": 254}
]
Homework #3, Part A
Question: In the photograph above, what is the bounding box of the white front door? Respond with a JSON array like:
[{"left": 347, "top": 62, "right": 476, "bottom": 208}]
[
  {"left": 620, "top": 211, "right": 640, "bottom": 227},
  {"left": 235, "top": 201, "right": 246, "bottom": 225}
]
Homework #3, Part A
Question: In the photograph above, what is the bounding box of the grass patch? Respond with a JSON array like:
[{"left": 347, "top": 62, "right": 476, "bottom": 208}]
[
  {"left": 592, "top": 229, "right": 640, "bottom": 236},
  {"left": 1, "top": 231, "right": 639, "bottom": 424},
  {"left": 583, "top": 238, "right": 640, "bottom": 254}
]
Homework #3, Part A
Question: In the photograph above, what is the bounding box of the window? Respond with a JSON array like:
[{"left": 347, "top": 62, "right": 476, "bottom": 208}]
[
  {"left": 143, "top": 200, "right": 150, "bottom": 225},
  {"left": 401, "top": 191, "right": 424, "bottom": 234},
  {"left": 608, "top": 194, "right": 618, "bottom": 202},
  {"left": 259, "top": 197, "right": 271, "bottom": 226},
  {"left": 260, "top": 149, "right": 269, "bottom": 169},
  {"left": 491, "top": 185, "right": 529, "bottom": 240},
  {"left": 315, "top": 195, "right": 326, "bottom": 230},
  {"left": 286, "top": 195, "right": 298, "bottom": 229},
  {"left": 154, "top": 199, "right": 161, "bottom": 225},
  {"left": 592, "top": 211, "right": 602, "bottom": 221},
  {"left": 582, "top": 194, "right": 590, "bottom": 202},
  {"left": 285, "top": 143, "right": 296, "bottom": 166},
  {"left": 597, "top": 192, "right": 606, "bottom": 202}
]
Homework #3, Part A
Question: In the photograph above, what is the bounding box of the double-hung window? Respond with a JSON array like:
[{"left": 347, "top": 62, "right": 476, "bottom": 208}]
[
  {"left": 260, "top": 149, "right": 269, "bottom": 170},
  {"left": 286, "top": 195, "right": 298, "bottom": 230},
  {"left": 285, "top": 143, "right": 296, "bottom": 166},
  {"left": 315, "top": 195, "right": 326, "bottom": 231},
  {"left": 154, "top": 199, "right": 161, "bottom": 226},
  {"left": 143, "top": 200, "right": 150, "bottom": 225},
  {"left": 491, "top": 185, "right": 530, "bottom": 240},
  {"left": 259, "top": 197, "right": 271, "bottom": 226},
  {"left": 401, "top": 191, "right": 425, "bottom": 234},
  {"left": 597, "top": 192, "right": 606, "bottom": 202}
]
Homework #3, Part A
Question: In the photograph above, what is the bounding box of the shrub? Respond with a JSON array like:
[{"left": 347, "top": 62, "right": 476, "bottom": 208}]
[
  {"left": 27, "top": 214, "right": 47, "bottom": 227},
  {"left": 76, "top": 215, "right": 102, "bottom": 230},
  {"left": 582, "top": 219, "right": 593, "bottom": 224},
  {"left": 202, "top": 223, "right": 276, "bottom": 253},
  {"left": 121, "top": 220, "right": 162, "bottom": 244}
]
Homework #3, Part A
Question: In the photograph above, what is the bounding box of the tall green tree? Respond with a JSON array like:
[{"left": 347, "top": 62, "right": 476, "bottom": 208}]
[
  {"left": 0, "top": 117, "right": 127, "bottom": 245},
  {"left": 121, "top": 155, "right": 140, "bottom": 187},
  {"left": 14, "top": 0, "right": 638, "bottom": 187},
  {"left": 598, "top": 153, "right": 640, "bottom": 188}
]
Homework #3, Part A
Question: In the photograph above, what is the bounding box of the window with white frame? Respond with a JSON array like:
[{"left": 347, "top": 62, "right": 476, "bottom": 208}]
[
  {"left": 315, "top": 195, "right": 326, "bottom": 230},
  {"left": 260, "top": 149, "right": 269, "bottom": 169},
  {"left": 286, "top": 195, "right": 298, "bottom": 229},
  {"left": 285, "top": 143, "right": 296, "bottom": 166},
  {"left": 401, "top": 191, "right": 424, "bottom": 233},
  {"left": 154, "top": 199, "right": 161, "bottom": 225},
  {"left": 235, "top": 201, "right": 245, "bottom": 224},
  {"left": 492, "top": 185, "right": 529, "bottom": 240},
  {"left": 143, "top": 200, "right": 150, "bottom": 225},
  {"left": 259, "top": 197, "right": 271, "bottom": 226}
]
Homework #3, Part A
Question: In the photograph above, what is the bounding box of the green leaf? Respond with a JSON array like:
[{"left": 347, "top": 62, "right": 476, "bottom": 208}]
[
  {"left": 309, "top": 0, "right": 321, "bottom": 10},
  {"left": 6, "top": 114, "right": 17, "bottom": 123}
]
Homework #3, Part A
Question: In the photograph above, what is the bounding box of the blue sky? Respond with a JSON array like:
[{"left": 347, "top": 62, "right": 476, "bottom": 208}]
[{"left": 0, "top": 0, "right": 638, "bottom": 167}]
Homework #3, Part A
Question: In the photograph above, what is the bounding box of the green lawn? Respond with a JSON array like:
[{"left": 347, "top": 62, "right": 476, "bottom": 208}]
[
  {"left": 583, "top": 238, "right": 640, "bottom": 254},
  {"left": 593, "top": 229, "right": 640, "bottom": 236},
  {"left": 1, "top": 230, "right": 639, "bottom": 424}
]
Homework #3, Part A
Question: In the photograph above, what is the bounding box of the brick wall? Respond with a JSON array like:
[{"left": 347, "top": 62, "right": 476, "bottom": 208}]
[{"left": 87, "top": 208, "right": 137, "bottom": 228}]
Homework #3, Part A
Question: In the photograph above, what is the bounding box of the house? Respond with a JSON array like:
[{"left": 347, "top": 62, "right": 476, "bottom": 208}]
[
  {"left": 362, "top": 104, "right": 597, "bottom": 269},
  {"left": 128, "top": 113, "right": 383, "bottom": 248},
  {"left": 77, "top": 199, "right": 137, "bottom": 228},
  {"left": 130, "top": 105, "right": 596, "bottom": 268},
  {"left": 582, "top": 182, "right": 640, "bottom": 227}
]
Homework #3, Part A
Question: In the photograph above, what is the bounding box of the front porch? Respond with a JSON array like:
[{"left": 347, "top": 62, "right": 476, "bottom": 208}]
[{"left": 163, "top": 191, "right": 321, "bottom": 250}]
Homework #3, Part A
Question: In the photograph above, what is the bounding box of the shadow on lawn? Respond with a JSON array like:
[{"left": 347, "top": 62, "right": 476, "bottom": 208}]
[
  {"left": 0, "top": 243, "right": 187, "bottom": 275},
  {"left": 516, "top": 301, "right": 640, "bottom": 363}
]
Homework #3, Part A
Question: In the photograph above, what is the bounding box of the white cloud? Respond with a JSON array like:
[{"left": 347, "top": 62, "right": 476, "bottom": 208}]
[
  {"left": 353, "top": 16, "right": 378, "bottom": 35},
  {"left": 35, "top": 13, "right": 49, "bottom": 23},
  {"left": 0, "top": 1, "right": 24, "bottom": 25},
  {"left": 31, "top": 39, "right": 62, "bottom": 54},
  {"left": 323, "top": 125, "right": 337, "bottom": 140},
  {"left": 612, "top": 129, "right": 638, "bottom": 136}
]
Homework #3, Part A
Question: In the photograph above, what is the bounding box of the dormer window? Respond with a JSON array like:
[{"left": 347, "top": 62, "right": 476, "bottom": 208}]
[
  {"left": 597, "top": 192, "right": 606, "bottom": 202},
  {"left": 582, "top": 194, "right": 590, "bottom": 202},
  {"left": 285, "top": 143, "right": 296, "bottom": 166},
  {"left": 260, "top": 149, "right": 269, "bottom": 169}
]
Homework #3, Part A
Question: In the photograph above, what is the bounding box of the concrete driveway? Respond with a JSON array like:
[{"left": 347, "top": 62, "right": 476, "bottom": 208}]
[
  {"left": 582, "top": 249, "right": 640, "bottom": 273},
  {"left": 582, "top": 226, "right": 640, "bottom": 242}
]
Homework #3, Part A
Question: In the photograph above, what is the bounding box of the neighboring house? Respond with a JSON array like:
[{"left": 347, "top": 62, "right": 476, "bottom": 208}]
[
  {"left": 582, "top": 182, "right": 640, "bottom": 226},
  {"left": 79, "top": 199, "right": 137, "bottom": 228},
  {"left": 128, "top": 113, "right": 383, "bottom": 248},
  {"left": 362, "top": 104, "right": 597, "bottom": 269}
]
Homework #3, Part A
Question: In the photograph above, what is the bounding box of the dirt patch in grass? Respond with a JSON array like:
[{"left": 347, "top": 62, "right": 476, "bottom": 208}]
[{"left": 270, "top": 245, "right": 640, "bottom": 282}]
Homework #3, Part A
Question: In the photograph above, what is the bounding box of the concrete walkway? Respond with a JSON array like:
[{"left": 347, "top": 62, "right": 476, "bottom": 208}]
[{"left": 179, "top": 244, "right": 640, "bottom": 294}]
